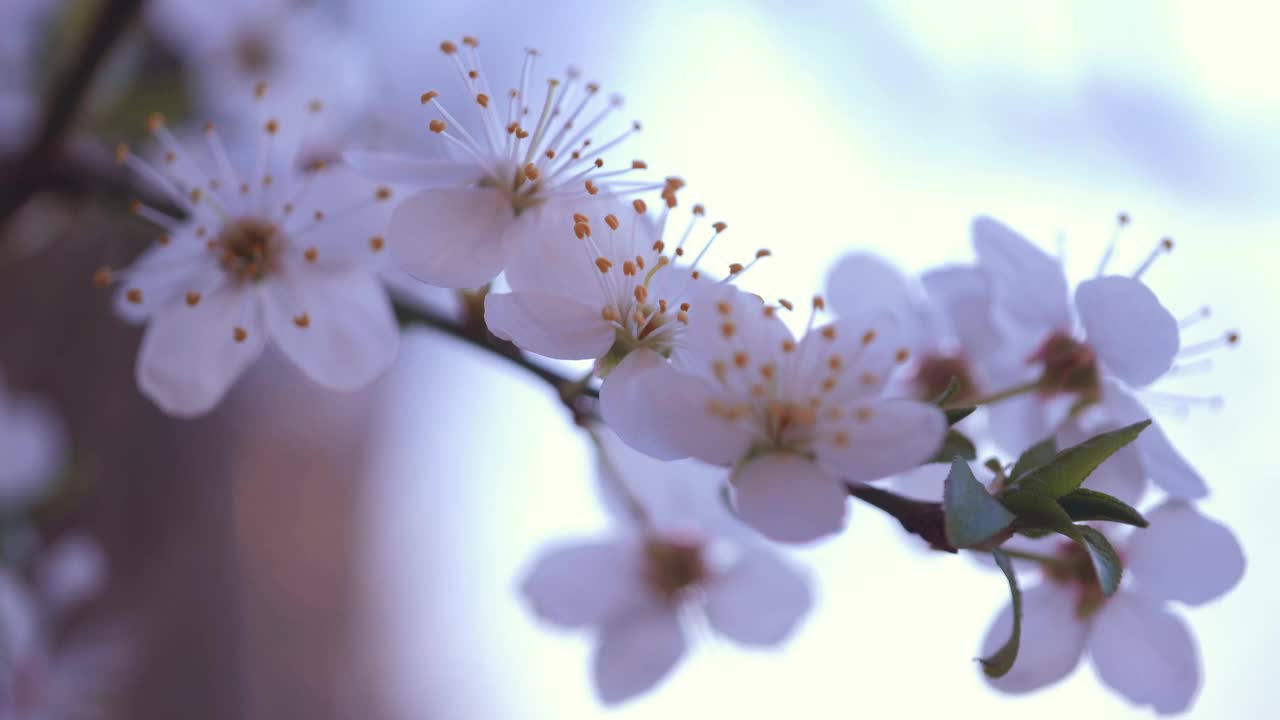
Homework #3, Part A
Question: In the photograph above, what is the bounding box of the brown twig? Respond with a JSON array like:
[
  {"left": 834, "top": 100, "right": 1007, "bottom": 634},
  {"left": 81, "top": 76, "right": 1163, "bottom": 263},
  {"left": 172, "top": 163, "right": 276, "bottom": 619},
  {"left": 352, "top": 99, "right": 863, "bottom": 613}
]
[{"left": 0, "top": 0, "right": 146, "bottom": 228}]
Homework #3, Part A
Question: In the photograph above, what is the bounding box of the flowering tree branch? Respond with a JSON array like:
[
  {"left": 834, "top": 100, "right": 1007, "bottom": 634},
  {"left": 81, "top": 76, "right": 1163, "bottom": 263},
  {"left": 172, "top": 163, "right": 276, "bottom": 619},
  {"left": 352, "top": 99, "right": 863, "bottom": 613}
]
[
  {"left": 391, "top": 295, "right": 598, "bottom": 423},
  {"left": 0, "top": 0, "right": 145, "bottom": 227}
]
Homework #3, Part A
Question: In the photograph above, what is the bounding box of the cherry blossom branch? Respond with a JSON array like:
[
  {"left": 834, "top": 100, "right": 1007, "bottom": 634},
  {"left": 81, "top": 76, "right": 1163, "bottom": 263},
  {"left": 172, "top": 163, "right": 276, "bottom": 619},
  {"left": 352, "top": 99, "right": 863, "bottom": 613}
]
[
  {"left": 844, "top": 482, "right": 956, "bottom": 552},
  {"left": 0, "top": 0, "right": 145, "bottom": 227},
  {"left": 390, "top": 295, "right": 599, "bottom": 422}
]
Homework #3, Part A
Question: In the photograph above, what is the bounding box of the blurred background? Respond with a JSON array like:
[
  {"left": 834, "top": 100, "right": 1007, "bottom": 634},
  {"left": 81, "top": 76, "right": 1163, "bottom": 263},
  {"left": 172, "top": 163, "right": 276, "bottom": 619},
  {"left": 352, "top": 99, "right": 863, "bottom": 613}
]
[{"left": 1, "top": 0, "right": 1276, "bottom": 717}]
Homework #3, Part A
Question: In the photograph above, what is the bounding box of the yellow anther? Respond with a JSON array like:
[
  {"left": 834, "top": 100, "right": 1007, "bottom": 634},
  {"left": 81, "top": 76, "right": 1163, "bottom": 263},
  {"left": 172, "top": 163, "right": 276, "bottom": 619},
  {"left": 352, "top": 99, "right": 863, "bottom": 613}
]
[
  {"left": 294, "top": 313, "right": 310, "bottom": 328},
  {"left": 634, "top": 286, "right": 648, "bottom": 303},
  {"left": 421, "top": 90, "right": 439, "bottom": 104},
  {"left": 605, "top": 214, "right": 620, "bottom": 230},
  {"left": 429, "top": 119, "right": 447, "bottom": 133},
  {"left": 304, "top": 247, "right": 318, "bottom": 263},
  {"left": 595, "top": 257, "right": 613, "bottom": 273},
  {"left": 574, "top": 222, "right": 591, "bottom": 239},
  {"left": 633, "top": 199, "right": 647, "bottom": 214},
  {"left": 234, "top": 326, "right": 248, "bottom": 343},
  {"left": 185, "top": 291, "right": 201, "bottom": 307},
  {"left": 370, "top": 236, "right": 385, "bottom": 252}
]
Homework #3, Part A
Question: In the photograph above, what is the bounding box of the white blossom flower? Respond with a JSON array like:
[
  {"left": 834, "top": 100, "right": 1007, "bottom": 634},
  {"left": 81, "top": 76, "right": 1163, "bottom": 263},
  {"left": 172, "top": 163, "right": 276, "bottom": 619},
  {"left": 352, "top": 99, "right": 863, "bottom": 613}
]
[
  {"left": 0, "top": 378, "right": 64, "bottom": 508},
  {"left": 347, "top": 37, "right": 677, "bottom": 289},
  {"left": 486, "top": 200, "right": 765, "bottom": 373},
  {"left": 1, "top": 538, "right": 124, "bottom": 720},
  {"left": 101, "top": 96, "right": 400, "bottom": 417},
  {"left": 982, "top": 502, "right": 1244, "bottom": 715},
  {"left": 826, "top": 251, "right": 1004, "bottom": 404},
  {"left": 601, "top": 284, "right": 947, "bottom": 543},
  {"left": 145, "top": 0, "right": 371, "bottom": 141},
  {"left": 972, "top": 216, "right": 1230, "bottom": 499},
  {"left": 521, "top": 431, "right": 812, "bottom": 705}
]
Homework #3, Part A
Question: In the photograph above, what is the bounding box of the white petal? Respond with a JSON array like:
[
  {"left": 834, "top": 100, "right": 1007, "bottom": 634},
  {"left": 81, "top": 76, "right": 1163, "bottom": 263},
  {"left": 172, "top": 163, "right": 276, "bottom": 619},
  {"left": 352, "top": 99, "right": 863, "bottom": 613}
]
[
  {"left": 971, "top": 216, "right": 1072, "bottom": 332},
  {"left": 704, "top": 546, "right": 812, "bottom": 646},
  {"left": 263, "top": 266, "right": 399, "bottom": 390},
  {"left": 1101, "top": 379, "right": 1207, "bottom": 499},
  {"left": 593, "top": 606, "right": 686, "bottom": 705},
  {"left": 982, "top": 583, "right": 1089, "bottom": 694},
  {"left": 0, "top": 569, "right": 39, "bottom": 656},
  {"left": 387, "top": 187, "right": 512, "bottom": 288},
  {"left": 730, "top": 454, "right": 847, "bottom": 543},
  {"left": 601, "top": 348, "right": 752, "bottom": 464},
  {"left": 0, "top": 388, "right": 64, "bottom": 506},
  {"left": 502, "top": 195, "right": 632, "bottom": 306},
  {"left": 1089, "top": 592, "right": 1200, "bottom": 715},
  {"left": 483, "top": 291, "right": 615, "bottom": 360},
  {"left": 920, "top": 264, "right": 1003, "bottom": 353},
  {"left": 815, "top": 399, "right": 947, "bottom": 483},
  {"left": 882, "top": 462, "right": 949, "bottom": 503},
  {"left": 136, "top": 285, "right": 265, "bottom": 417},
  {"left": 343, "top": 150, "right": 480, "bottom": 187},
  {"left": 113, "top": 239, "right": 212, "bottom": 323},
  {"left": 35, "top": 534, "right": 106, "bottom": 613},
  {"left": 987, "top": 394, "right": 1067, "bottom": 457},
  {"left": 520, "top": 539, "right": 646, "bottom": 629},
  {"left": 825, "top": 253, "right": 925, "bottom": 346},
  {"left": 1076, "top": 276, "right": 1179, "bottom": 388},
  {"left": 1126, "top": 502, "right": 1244, "bottom": 606}
]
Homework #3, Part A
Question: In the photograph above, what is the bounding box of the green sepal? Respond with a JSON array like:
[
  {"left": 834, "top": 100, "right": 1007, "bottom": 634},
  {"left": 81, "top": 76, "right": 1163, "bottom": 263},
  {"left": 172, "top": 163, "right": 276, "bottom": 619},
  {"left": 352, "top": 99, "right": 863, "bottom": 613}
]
[
  {"left": 1001, "top": 490, "right": 1123, "bottom": 596},
  {"left": 1075, "top": 525, "right": 1123, "bottom": 597},
  {"left": 978, "top": 549, "right": 1023, "bottom": 678},
  {"left": 1010, "top": 436, "right": 1057, "bottom": 481},
  {"left": 1057, "top": 488, "right": 1149, "bottom": 528},
  {"left": 943, "top": 459, "right": 1015, "bottom": 549},
  {"left": 1011, "top": 421, "right": 1151, "bottom": 498}
]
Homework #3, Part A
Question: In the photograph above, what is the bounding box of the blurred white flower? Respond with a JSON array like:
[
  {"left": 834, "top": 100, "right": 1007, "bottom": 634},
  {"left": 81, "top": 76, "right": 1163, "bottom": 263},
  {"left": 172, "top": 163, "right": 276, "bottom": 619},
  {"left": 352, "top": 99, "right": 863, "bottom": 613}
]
[
  {"left": 972, "top": 216, "right": 1217, "bottom": 499},
  {"left": 982, "top": 502, "right": 1244, "bottom": 715},
  {"left": 826, "top": 251, "right": 1004, "bottom": 403},
  {"left": 1, "top": 539, "right": 124, "bottom": 720},
  {"left": 104, "top": 101, "right": 400, "bottom": 417},
  {"left": 145, "top": 0, "right": 371, "bottom": 141},
  {"left": 521, "top": 431, "right": 812, "bottom": 705},
  {"left": 601, "top": 284, "right": 946, "bottom": 543},
  {"left": 0, "top": 0, "right": 54, "bottom": 154},
  {"left": 347, "top": 37, "right": 678, "bottom": 288},
  {"left": 487, "top": 201, "right": 765, "bottom": 372},
  {"left": 0, "top": 379, "right": 64, "bottom": 508}
]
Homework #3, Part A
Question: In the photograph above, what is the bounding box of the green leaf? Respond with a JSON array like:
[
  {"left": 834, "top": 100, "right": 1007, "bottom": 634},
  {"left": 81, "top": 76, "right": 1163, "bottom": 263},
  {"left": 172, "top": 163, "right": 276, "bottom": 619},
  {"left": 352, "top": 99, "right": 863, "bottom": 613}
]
[
  {"left": 1010, "top": 436, "right": 1057, "bottom": 481},
  {"left": 1075, "top": 525, "right": 1123, "bottom": 596},
  {"left": 1014, "top": 420, "right": 1151, "bottom": 499},
  {"left": 932, "top": 376, "right": 961, "bottom": 406},
  {"left": 929, "top": 429, "right": 977, "bottom": 464},
  {"left": 944, "top": 459, "right": 1016, "bottom": 548},
  {"left": 1057, "top": 488, "right": 1149, "bottom": 528},
  {"left": 979, "top": 549, "right": 1022, "bottom": 678},
  {"left": 945, "top": 406, "right": 976, "bottom": 426}
]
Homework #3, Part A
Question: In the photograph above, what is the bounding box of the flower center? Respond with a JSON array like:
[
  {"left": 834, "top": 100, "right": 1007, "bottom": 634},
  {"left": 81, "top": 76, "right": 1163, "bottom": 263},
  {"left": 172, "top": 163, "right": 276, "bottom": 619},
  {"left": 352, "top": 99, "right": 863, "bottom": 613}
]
[
  {"left": 216, "top": 217, "right": 284, "bottom": 283},
  {"left": 1031, "top": 331, "right": 1101, "bottom": 404},
  {"left": 643, "top": 537, "right": 708, "bottom": 603},
  {"left": 913, "top": 353, "right": 978, "bottom": 403}
]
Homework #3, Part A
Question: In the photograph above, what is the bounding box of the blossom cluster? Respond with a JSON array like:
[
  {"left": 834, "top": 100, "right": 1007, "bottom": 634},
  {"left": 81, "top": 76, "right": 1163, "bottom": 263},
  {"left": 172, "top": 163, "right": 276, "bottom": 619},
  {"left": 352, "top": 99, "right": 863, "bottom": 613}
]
[{"left": 49, "top": 27, "right": 1246, "bottom": 716}]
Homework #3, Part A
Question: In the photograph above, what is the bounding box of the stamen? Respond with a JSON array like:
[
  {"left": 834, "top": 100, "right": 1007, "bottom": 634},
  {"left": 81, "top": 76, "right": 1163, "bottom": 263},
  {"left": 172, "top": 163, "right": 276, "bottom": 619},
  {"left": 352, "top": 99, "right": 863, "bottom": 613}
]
[
  {"left": 1178, "top": 305, "right": 1212, "bottom": 329},
  {"left": 1095, "top": 211, "right": 1130, "bottom": 276},
  {"left": 1133, "top": 237, "right": 1174, "bottom": 279}
]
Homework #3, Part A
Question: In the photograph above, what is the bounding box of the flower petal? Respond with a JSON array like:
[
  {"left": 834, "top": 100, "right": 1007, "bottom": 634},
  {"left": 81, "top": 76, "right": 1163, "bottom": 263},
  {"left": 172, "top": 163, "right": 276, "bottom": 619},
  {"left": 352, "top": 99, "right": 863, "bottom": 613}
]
[
  {"left": 987, "top": 394, "right": 1068, "bottom": 458},
  {"left": 730, "top": 454, "right": 847, "bottom": 543},
  {"left": 113, "top": 239, "right": 212, "bottom": 324},
  {"left": 1126, "top": 502, "right": 1244, "bottom": 606},
  {"left": 484, "top": 291, "right": 615, "bottom": 360},
  {"left": 825, "top": 253, "right": 926, "bottom": 346},
  {"left": 136, "top": 285, "right": 264, "bottom": 417},
  {"left": 1101, "top": 378, "right": 1207, "bottom": 499},
  {"left": 814, "top": 399, "right": 947, "bottom": 483},
  {"left": 0, "top": 387, "right": 64, "bottom": 506},
  {"left": 593, "top": 606, "right": 686, "bottom": 705},
  {"left": 704, "top": 546, "right": 812, "bottom": 646},
  {"left": 343, "top": 150, "right": 480, "bottom": 187},
  {"left": 982, "top": 583, "right": 1089, "bottom": 694},
  {"left": 387, "top": 187, "right": 512, "bottom": 288},
  {"left": 1076, "top": 276, "right": 1179, "bottom": 387},
  {"left": 1089, "top": 592, "right": 1200, "bottom": 715},
  {"left": 601, "top": 348, "right": 752, "bottom": 464},
  {"left": 972, "top": 216, "right": 1072, "bottom": 332},
  {"left": 920, "top": 264, "right": 1003, "bottom": 354},
  {"left": 520, "top": 539, "right": 646, "bottom": 629},
  {"left": 263, "top": 266, "right": 399, "bottom": 390}
]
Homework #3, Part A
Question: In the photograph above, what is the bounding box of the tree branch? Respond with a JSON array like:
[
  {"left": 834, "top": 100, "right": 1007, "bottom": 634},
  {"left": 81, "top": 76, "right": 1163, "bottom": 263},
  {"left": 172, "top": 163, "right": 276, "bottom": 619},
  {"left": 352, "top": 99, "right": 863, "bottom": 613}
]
[
  {"left": 0, "top": 0, "right": 145, "bottom": 227},
  {"left": 391, "top": 296, "right": 598, "bottom": 424},
  {"left": 846, "top": 482, "right": 956, "bottom": 552}
]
